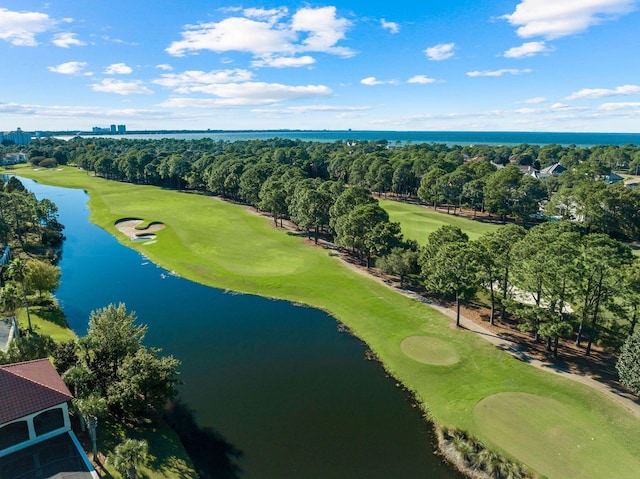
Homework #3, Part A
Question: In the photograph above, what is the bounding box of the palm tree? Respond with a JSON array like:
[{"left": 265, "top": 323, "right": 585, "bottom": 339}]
[
  {"left": 6, "top": 258, "right": 32, "bottom": 333},
  {"left": 109, "top": 439, "right": 149, "bottom": 479},
  {"left": 73, "top": 393, "right": 107, "bottom": 460},
  {"left": 63, "top": 364, "right": 94, "bottom": 397},
  {"left": 0, "top": 283, "right": 21, "bottom": 318}
]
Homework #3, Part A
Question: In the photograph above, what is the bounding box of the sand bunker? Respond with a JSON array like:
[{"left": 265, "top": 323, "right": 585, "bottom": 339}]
[
  {"left": 400, "top": 336, "right": 460, "bottom": 366},
  {"left": 115, "top": 218, "right": 165, "bottom": 241}
]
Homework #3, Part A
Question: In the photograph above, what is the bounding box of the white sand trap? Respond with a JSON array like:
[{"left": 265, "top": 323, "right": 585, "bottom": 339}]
[{"left": 115, "top": 218, "right": 165, "bottom": 241}]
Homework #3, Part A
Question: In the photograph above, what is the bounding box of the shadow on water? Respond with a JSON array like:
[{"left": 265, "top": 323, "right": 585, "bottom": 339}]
[{"left": 165, "top": 400, "right": 243, "bottom": 479}]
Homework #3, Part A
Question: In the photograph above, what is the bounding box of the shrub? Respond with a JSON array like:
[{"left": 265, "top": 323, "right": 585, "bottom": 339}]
[{"left": 38, "top": 158, "right": 58, "bottom": 168}]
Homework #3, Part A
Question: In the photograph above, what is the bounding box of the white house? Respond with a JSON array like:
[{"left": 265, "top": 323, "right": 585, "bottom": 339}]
[
  {"left": 0, "top": 152, "right": 27, "bottom": 166},
  {"left": 0, "top": 358, "right": 98, "bottom": 479}
]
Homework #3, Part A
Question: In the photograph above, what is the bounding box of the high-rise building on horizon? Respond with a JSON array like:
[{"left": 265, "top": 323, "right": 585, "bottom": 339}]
[{"left": 0, "top": 128, "right": 31, "bottom": 145}]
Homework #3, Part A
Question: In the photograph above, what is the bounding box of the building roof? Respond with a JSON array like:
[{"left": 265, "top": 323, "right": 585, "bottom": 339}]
[
  {"left": 539, "top": 163, "right": 567, "bottom": 176},
  {"left": 0, "top": 359, "right": 73, "bottom": 425},
  {"left": 605, "top": 172, "right": 625, "bottom": 184}
]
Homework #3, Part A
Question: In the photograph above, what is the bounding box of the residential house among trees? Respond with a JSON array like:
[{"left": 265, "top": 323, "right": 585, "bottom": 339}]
[
  {"left": 0, "top": 359, "right": 98, "bottom": 479},
  {"left": 0, "top": 152, "right": 27, "bottom": 166}
]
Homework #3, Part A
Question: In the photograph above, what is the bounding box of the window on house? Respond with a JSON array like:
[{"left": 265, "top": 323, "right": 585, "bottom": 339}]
[
  {"left": 33, "top": 408, "right": 65, "bottom": 437},
  {"left": 0, "top": 421, "right": 29, "bottom": 450}
]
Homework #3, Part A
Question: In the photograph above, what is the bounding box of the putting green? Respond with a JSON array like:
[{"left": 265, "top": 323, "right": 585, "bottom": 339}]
[
  {"left": 400, "top": 336, "right": 460, "bottom": 366},
  {"left": 474, "top": 392, "right": 640, "bottom": 479}
]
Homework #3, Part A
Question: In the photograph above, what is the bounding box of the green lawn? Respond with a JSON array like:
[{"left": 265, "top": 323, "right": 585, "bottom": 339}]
[
  {"left": 100, "top": 420, "right": 198, "bottom": 479},
  {"left": 10, "top": 165, "right": 640, "bottom": 479},
  {"left": 379, "top": 198, "right": 501, "bottom": 243},
  {"left": 16, "top": 302, "right": 77, "bottom": 342}
]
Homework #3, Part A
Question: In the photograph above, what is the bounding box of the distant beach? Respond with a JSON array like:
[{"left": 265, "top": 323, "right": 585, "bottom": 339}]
[{"left": 55, "top": 130, "right": 640, "bottom": 147}]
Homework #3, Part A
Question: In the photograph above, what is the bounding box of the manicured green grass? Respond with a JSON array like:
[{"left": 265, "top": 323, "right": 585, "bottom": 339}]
[
  {"left": 474, "top": 392, "right": 639, "bottom": 479},
  {"left": 100, "top": 420, "right": 197, "bottom": 479},
  {"left": 16, "top": 302, "right": 77, "bottom": 342},
  {"left": 379, "top": 198, "right": 501, "bottom": 242},
  {"left": 11, "top": 165, "right": 640, "bottom": 479},
  {"left": 400, "top": 336, "right": 460, "bottom": 366}
]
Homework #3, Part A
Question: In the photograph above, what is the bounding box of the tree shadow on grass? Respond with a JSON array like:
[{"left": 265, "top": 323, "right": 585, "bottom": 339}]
[
  {"left": 32, "top": 304, "right": 68, "bottom": 328},
  {"left": 165, "top": 400, "right": 243, "bottom": 479}
]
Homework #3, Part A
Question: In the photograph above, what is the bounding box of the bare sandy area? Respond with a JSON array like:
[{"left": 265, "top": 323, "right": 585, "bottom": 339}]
[{"left": 114, "top": 218, "right": 165, "bottom": 240}]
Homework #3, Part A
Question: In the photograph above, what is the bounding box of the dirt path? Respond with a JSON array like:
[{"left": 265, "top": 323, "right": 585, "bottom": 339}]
[
  {"left": 333, "top": 248, "right": 640, "bottom": 419},
  {"left": 241, "top": 203, "right": 640, "bottom": 418}
]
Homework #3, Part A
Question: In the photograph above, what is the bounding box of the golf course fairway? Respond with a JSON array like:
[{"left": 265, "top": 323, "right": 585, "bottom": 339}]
[{"left": 11, "top": 165, "right": 640, "bottom": 479}]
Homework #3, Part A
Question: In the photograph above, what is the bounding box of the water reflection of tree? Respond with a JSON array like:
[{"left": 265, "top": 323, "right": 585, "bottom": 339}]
[{"left": 165, "top": 400, "right": 243, "bottom": 479}]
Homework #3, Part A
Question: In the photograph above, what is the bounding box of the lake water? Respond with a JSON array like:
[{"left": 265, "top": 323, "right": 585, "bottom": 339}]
[{"left": 20, "top": 177, "right": 462, "bottom": 479}]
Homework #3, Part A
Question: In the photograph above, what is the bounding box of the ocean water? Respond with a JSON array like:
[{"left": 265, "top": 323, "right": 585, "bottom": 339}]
[{"left": 68, "top": 130, "right": 640, "bottom": 146}]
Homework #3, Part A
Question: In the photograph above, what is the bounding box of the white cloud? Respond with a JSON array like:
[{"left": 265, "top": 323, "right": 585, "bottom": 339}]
[
  {"left": 166, "top": 17, "right": 294, "bottom": 57},
  {"left": 243, "top": 7, "right": 288, "bottom": 22},
  {"left": 565, "top": 84, "right": 640, "bottom": 100},
  {"left": 91, "top": 79, "right": 153, "bottom": 95},
  {"left": 424, "top": 43, "right": 456, "bottom": 61},
  {"left": 502, "top": 0, "right": 637, "bottom": 39},
  {"left": 48, "top": 61, "right": 90, "bottom": 75},
  {"left": 158, "top": 82, "right": 331, "bottom": 108},
  {"left": 291, "top": 7, "right": 353, "bottom": 56},
  {"left": 0, "top": 8, "right": 55, "bottom": 46},
  {"left": 599, "top": 102, "right": 640, "bottom": 111},
  {"left": 466, "top": 68, "right": 532, "bottom": 77},
  {"left": 156, "top": 64, "right": 173, "bottom": 71},
  {"left": 361, "top": 76, "right": 383, "bottom": 86},
  {"left": 52, "top": 32, "right": 85, "bottom": 48},
  {"left": 104, "top": 63, "right": 133, "bottom": 75},
  {"left": 255, "top": 105, "right": 371, "bottom": 114},
  {"left": 153, "top": 69, "right": 254, "bottom": 92},
  {"left": 504, "top": 41, "right": 550, "bottom": 58},
  {"left": 251, "top": 55, "right": 316, "bottom": 68},
  {"left": 408, "top": 75, "right": 437, "bottom": 84},
  {"left": 360, "top": 76, "right": 398, "bottom": 86},
  {"left": 0, "top": 100, "right": 173, "bottom": 120},
  {"left": 166, "top": 6, "right": 353, "bottom": 63},
  {"left": 521, "top": 96, "right": 547, "bottom": 104},
  {"left": 381, "top": 19, "right": 399, "bottom": 34}
]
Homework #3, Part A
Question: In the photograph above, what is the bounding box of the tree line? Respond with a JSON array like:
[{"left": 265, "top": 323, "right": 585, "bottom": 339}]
[
  {"left": 0, "top": 175, "right": 64, "bottom": 257},
  {"left": 0, "top": 176, "right": 64, "bottom": 342},
  {"left": 4, "top": 138, "right": 640, "bottom": 364},
  {"left": 5, "top": 135, "right": 640, "bottom": 241}
]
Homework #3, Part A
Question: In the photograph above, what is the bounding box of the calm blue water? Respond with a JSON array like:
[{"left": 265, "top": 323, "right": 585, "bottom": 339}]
[
  {"left": 67, "top": 130, "right": 640, "bottom": 146},
  {"left": 19, "top": 177, "right": 461, "bottom": 479}
]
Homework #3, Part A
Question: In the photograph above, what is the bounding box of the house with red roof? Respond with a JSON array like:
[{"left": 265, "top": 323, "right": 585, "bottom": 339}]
[{"left": 0, "top": 358, "right": 98, "bottom": 479}]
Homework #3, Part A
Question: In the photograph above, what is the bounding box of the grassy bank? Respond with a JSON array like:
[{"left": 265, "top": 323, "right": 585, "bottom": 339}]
[{"left": 11, "top": 165, "right": 640, "bottom": 479}]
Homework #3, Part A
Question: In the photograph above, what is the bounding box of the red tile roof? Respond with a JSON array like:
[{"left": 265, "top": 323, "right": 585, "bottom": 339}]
[{"left": 0, "top": 358, "right": 73, "bottom": 425}]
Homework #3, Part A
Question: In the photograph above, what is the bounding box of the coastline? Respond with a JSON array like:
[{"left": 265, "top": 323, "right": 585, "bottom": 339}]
[{"left": 48, "top": 129, "right": 640, "bottom": 147}]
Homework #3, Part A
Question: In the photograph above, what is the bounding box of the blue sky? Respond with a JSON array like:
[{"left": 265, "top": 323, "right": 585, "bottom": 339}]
[{"left": 1, "top": 1, "right": 639, "bottom": 132}]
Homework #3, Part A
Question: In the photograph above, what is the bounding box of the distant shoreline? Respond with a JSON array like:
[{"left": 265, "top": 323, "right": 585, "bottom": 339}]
[{"left": 36, "top": 129, "right": 640, "bottom": 147}]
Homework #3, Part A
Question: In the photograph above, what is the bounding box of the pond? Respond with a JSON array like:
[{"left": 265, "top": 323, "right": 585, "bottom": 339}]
[{"left": 20, "top": 177, "right": 461, "bottom": 479}]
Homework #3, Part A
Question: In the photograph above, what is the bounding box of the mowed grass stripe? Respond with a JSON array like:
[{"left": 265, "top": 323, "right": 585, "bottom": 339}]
[
  {"left": 13, "top": 166, "right": 640, "bottom": 479},
  {"left": 379, "top": 198, "right": 500, "bottom": 242}
]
